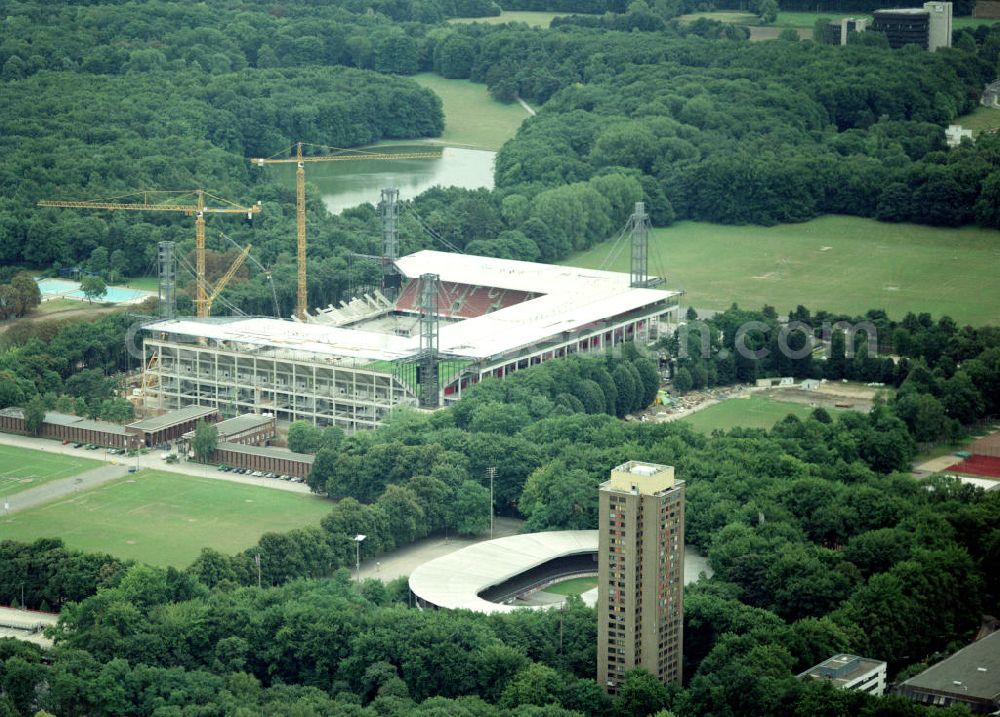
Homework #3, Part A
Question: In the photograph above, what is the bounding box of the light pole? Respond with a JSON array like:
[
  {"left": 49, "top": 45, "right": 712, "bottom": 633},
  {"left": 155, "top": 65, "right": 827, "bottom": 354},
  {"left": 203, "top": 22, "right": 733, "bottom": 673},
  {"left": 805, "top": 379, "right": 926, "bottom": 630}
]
[
  {"left": 353, "top": 534, "right": 366, "bottom": 582},
  {"left": 487, "top": 466, "right": 496, "bottom": 540}
]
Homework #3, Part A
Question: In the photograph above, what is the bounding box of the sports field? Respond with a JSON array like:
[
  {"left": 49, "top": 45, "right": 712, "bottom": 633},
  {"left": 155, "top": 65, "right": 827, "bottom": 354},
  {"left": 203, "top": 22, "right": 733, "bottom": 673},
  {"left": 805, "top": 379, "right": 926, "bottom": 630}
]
[
  {"left": 563, "top": 215, "right": 1000, "bottom": 326},
  {"left": 0, "top": 445, "right": 102, "bottom": 498},
  {"left": 542, "top": 576, "right": 598, "bottom": 596},
  {"left": 680, "top": 395, "right": 822, "bottom": 433},
  {"left": 411, "top": 73, "right": 530, "bottom": 151},
  {"left": 677, "top": 11, "right": 997, "bottom": 32},
  {"left": 0, "top": 470, "right": 334, "bottom": 567},
  {"left": 449, "top": 10, "right": 581, "bottom": 27},
  {"left": 955, "top": 106, "right": 1000, "bottom": 137}
]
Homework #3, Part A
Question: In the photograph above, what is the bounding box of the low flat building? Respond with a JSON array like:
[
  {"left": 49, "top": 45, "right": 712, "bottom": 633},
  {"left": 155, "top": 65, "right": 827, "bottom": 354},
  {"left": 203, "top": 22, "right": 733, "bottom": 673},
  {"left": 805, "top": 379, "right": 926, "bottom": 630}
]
[
  {"left": 182, "top": 413, "right": 275, "bottom": 446},
  {"left": 211, "top": 442, "right": 314, "bottom": 478},
  {"left": 127, "top": 404, "right": 218, "bottom": 447},
  {"left": 0, "top": 407, "right": 135, "bottom": 449},
  {"left": 798, "top": 654, "right": 887, "bottom": 695},
  {"left": 897, "top": 631, "right": 1000, "bottom": 712}
]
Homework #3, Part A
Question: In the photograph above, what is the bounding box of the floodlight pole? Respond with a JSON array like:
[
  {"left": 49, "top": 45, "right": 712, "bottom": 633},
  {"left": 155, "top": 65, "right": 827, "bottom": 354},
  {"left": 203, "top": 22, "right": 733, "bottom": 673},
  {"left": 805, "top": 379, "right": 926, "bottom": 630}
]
[
  {"left": 487, "top": 466, "right": 496, "bottom": 539},
  {"left": 255, "top": 553, "right": 261, "bottom": 589},
  {"left": 354, "top": 534, "right": 366, "bottom": 582}
]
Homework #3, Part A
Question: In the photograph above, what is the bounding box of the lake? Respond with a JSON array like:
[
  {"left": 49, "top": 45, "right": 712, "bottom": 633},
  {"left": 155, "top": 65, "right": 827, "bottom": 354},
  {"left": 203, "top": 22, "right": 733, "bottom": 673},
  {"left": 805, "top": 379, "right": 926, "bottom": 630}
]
[{"left": 270, "top": 144, "right": 496, "bottom": 214}]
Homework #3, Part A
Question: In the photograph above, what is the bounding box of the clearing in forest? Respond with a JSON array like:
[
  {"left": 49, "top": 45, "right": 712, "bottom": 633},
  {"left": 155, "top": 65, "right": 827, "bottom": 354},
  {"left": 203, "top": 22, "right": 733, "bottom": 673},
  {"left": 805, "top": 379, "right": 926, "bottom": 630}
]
[
  {"left": 564, "top": 215, "right": 1000, "bottom": 326},
  {"left": 0, "top": 470, "right": 333, "bottom": 567}
]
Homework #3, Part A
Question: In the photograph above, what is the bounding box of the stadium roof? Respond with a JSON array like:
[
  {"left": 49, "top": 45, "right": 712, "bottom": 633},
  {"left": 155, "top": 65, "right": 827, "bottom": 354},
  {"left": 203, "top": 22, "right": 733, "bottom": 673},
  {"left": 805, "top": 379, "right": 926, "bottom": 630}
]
[
  {"left": 143, "top": 317, "right": 416, "bottom": 362},
  {"left": 408, "top": 530, "right": 597, "bottom": 614},
  {"left": 396, "top": 250, "right": 645, "bottom": 295},
  {"left": 145, "top": 251, "right": 680, "bottom": 363}
]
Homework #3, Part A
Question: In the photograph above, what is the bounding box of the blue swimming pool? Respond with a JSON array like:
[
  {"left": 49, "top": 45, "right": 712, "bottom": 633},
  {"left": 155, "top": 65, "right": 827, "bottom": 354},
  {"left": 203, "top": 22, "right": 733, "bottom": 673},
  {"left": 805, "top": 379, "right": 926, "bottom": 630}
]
[
  {"left": 35, "top": 278, "right": 152, "bottom": 304},
  {"left": 65, "top": 286, "right": 149, "bottom": 302}
]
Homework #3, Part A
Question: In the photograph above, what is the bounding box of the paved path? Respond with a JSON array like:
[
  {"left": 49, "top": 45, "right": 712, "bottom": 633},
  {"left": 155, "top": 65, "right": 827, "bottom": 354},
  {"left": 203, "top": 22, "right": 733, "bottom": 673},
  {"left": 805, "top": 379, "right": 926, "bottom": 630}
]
[
  {"left": 356, "top": 517, "right": 523, "bottom": 582},
  {"left": 3, "top": 463, "right": 128, "bottom": 515},
  {"left": 912, "top": 454, "right": 960, "bottom": 476},
  {"left": 0, "top": 433, "right": 312, "bottom": 505},
  {"left": 515, "top": 95, "right": 536, "bottom": 116}
]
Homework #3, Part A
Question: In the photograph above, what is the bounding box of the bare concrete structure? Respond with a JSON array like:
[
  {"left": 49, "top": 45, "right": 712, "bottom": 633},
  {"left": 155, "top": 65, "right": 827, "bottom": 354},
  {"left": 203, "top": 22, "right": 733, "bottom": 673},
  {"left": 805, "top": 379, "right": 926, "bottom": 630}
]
[
  {"left": 598, "top": 461, "right": 685, "bottom": 693},
  {"left": 142, "top": 251, "right": 681, "bottom": 432}
]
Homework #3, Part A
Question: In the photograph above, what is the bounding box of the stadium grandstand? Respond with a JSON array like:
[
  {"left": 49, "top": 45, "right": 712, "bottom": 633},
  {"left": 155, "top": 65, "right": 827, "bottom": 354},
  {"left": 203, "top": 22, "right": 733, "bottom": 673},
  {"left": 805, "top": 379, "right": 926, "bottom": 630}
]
[
  {"left": 141, "top": 247, "right": 681, "bottom": 432},
  {"left": 408, "top": 531, "right": 599, "bottom": 614}
]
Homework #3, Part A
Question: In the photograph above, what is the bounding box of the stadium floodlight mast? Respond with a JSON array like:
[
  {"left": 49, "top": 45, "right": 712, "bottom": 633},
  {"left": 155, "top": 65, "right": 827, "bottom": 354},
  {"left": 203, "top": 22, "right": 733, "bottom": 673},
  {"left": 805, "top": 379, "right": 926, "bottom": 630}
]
[
  {"left": 487, "top": 467, "right": 497, "bottom": 540},
  {"left": 354, "top": 534, "right": 366, "bottom": 582}
]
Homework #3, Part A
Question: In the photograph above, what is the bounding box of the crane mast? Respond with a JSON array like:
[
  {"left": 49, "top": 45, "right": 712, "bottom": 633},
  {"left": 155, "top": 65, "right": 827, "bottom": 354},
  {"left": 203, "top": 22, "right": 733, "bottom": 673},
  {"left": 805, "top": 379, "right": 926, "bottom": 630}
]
[
  {"left": 38, "top": 190, "right": 260, "bottom": 318},
  {"left": 252, "top": 143, "right": 441, "bottom": 320}
]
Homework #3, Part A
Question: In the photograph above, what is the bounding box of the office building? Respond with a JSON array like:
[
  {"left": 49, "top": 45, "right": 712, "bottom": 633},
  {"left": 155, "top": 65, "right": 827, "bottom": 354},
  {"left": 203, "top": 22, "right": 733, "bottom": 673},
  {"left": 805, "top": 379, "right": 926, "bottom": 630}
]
[
  {"left": 598, "top": 461, "right": 685, "bottom": 693},
  {"left": 798, "top": 654, "right": 887, "bottom": 695}
]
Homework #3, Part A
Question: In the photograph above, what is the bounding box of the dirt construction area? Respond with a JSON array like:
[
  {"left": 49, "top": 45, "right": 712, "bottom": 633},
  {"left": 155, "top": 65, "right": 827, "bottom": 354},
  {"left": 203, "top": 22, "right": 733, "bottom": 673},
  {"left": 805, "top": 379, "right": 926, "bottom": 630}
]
[{"left": 761, "top": 381, "right": 884, "bottom": 413}]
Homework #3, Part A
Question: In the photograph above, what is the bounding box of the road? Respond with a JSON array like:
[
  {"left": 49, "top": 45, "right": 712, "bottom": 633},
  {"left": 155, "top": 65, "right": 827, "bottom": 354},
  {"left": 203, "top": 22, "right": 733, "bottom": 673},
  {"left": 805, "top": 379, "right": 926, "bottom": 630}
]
[
  {"left": 0, "top": 432, "right": 311, "bottom": 516},
  {"left": 356, "top": 517, "right": 523, "bottom": 582}
]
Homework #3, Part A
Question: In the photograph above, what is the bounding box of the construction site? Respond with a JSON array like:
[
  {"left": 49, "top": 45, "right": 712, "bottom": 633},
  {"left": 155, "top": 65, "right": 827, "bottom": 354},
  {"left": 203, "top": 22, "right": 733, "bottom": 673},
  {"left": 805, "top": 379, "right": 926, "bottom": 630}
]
[
  {"left": 37, "top": 148, "right": 680, "bottom": 433},
  {"left": 139, "top": 190, "right": 681, "bottom": 432}
]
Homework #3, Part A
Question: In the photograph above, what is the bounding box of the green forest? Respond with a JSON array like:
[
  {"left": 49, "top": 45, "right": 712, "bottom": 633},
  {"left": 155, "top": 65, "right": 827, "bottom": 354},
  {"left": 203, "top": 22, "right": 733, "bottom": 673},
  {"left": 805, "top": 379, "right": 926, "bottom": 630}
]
[
  {"left": 3, "top": 0, "right": 1000, "bottom": 316},
  {"left": 3, "top": 0, "right": 1000, "bottom": 714},
  {"left": 1, "top": 301, "right": 999, "bottom": 715}
]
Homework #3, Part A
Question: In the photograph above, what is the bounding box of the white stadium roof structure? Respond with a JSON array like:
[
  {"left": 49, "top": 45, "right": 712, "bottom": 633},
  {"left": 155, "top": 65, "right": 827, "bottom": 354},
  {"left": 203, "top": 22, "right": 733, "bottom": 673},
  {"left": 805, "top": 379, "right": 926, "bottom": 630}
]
[
  {"left": 144, "top": 250, "right": 681, "bottom": 364},
  {"left": 408, "top": 530, "right": 598, "bottom": 614}
]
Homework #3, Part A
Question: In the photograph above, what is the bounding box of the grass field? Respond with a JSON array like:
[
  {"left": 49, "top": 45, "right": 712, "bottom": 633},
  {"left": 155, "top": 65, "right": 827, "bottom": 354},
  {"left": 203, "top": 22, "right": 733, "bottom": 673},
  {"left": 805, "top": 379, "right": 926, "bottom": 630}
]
[
  {"left": 563, "top": 215, "right": 1000, "bottom": 325},
  {"left": 680, "top": 395, "right": 821, "bottom": 433},
  {"left": 0, "top": 445, "right": 102, "bottom": 498},
  {"left": 677, "top": 10, "right": 1000, "bottom": 34},
  {"left": 677, "top": 10, "right": 862, "bottom": 28},
  {"left": 34, "top": 298, "right": 83, "bottom": 314},
  {"left": 449, "top": 10, "right": 582, "bottom": 27},
  {"left": 542, "top": 576, "right": 598, "bottom": 596},
  {"left": 0, "top": 470, "right": 334, "bottom": 567},
  {"left": 411, "top": 73, "right": 530, "bottom": 151},
  {"left": 955, "top": 106, "right": 1000, "bottom": 136}
]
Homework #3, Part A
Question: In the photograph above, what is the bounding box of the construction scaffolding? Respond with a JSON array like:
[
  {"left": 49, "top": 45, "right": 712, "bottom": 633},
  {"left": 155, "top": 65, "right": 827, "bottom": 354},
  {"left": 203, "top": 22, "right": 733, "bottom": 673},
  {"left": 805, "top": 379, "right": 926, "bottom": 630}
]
[{"left": 418, "top": 272, "right": 440, "bottom": 408}]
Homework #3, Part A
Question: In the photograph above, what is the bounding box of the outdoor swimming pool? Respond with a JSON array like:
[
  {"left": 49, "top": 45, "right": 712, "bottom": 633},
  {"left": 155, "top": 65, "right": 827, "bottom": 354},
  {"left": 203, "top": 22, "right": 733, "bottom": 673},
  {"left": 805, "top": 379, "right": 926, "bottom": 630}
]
[{"left": 35, "top": 278, "right": 153, "bottom": 304}]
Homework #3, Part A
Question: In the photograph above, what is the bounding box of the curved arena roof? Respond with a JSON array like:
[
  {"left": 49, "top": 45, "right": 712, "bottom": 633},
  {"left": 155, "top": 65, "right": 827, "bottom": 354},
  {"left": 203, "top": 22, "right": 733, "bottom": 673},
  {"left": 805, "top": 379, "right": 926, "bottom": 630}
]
[{"left": 408, "top": 530, "right": 598, "bottom": 614}]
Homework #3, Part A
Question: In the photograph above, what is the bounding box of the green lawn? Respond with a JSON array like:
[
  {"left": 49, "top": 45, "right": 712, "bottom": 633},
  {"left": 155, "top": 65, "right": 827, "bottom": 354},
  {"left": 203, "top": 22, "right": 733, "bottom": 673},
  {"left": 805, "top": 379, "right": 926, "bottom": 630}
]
[
  {"left": 542, "top": 576, "right": 597, "bottom": 596},
  {"left": 449, "top": 10, "right": 582, "bottom": 27},
  {"left": 677, "top": 11, "right": 864, "bottom": 28},
  {"left": 0, "top": 470, "right": 334, "bottom": 567},
  {"left": 955, "top": 105, "right": 1000, "bottom": 136},
  {"left": 34, "top": 298, "right": 83, "bottom": 314},
  {"left": 563, "top": 215, "right": 1000, "bottom": 325},
  {"left": 126, "top": 276, "right": 160, "bottom": 291},
  {"left": 680, "top": 395, "right": 821, "bottom": 433},
  {"left": 410, "top": 73, "right": 530, "bottom": 151},
  {"left": 0, "top": 445, "right": 102, "bottom": 498}
]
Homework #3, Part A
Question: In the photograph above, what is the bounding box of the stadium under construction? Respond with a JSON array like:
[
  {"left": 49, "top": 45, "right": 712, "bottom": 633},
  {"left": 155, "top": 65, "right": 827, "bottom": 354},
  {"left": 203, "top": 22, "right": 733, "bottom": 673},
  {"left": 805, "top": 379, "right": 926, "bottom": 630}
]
[{"left": 141, "top": 201, "right": 681, "bottom": 432}]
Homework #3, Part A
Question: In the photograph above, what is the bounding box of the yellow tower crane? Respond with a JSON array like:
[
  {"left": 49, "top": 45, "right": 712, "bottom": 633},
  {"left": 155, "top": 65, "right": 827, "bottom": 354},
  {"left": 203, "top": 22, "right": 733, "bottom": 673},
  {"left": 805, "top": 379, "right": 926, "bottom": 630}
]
[
  {"left": 251, "top": 142, "right": 441, "bottom": 320},
  {"left": 38, "top": 190, "right": 261, "bottom": 318},
  {"left": 203, "top": 242, "right": 252, "bottom": 316}
]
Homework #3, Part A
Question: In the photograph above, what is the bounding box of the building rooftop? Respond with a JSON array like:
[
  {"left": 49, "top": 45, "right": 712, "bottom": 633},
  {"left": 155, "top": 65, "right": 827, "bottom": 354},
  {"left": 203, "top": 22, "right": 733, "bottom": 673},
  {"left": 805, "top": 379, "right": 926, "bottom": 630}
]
[
  {"left": 798, "top": 654, "right": 886, "bottom": 688},
  {"left": 182, "top": 413, "right": 274, "bottom": 440},
  {"left": 0, "top": 408, "right": 130, "bottom": 435},
  {"left": 127, "top": 405, "right": 217, "bottom": 432},
  {"left": 604, "top": 461, "right": 677, "bottom": 495},
  {"left": 900, "top": 631, "right": 1000, "bottom": 703},
  {"left": 215, "top": 441, "right": 315, "bottom": 464}
]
